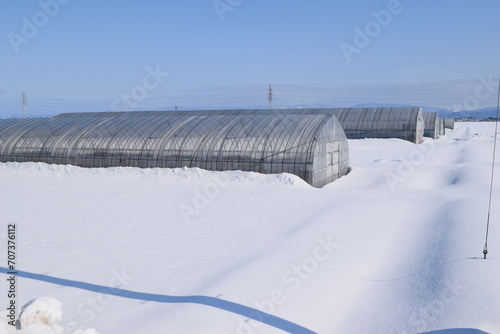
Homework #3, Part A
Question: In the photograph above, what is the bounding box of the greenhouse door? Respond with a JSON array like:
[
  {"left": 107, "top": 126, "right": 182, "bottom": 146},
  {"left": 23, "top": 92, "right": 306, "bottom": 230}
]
[{"left": 327, "top": 142, "right": 339, "bottom": 179}]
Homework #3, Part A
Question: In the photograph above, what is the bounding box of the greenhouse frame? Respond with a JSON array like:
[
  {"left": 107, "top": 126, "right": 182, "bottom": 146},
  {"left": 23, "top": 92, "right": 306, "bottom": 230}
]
[
  {"left": 422, "top": 112, "right": 440, "bottom": 139},
  {"left": 326, "top": 107, "right": 424, "bottom": 143},
  {"left": 0, "top": 111, "right": 350, "bottom": 187},
  {"left": 439, "top": 116, "right": 445, "bottom": 135},
  {"left": 105, "top": 107, "right": 424, "bottom": 144}
]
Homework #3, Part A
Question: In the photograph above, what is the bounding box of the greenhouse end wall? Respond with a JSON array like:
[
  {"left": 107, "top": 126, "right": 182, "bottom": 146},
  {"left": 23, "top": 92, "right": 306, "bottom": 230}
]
[
  {"left": 0, "top": 112, "right": 350, "bottom": 187},
  {"left": 439, "top": 116, "right": 445, "bottom": 136},
  {"left": 444, "top": 119, "right": 455, "bottom": 130},
  {"left": 423, "top": 112, "right": 440, "bottom": 139}
]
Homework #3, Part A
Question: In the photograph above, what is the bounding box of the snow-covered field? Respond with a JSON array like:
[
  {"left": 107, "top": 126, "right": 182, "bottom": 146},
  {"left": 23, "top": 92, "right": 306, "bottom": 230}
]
[{"left": 1, "top": 122, "right": 499, "bottom": 334}]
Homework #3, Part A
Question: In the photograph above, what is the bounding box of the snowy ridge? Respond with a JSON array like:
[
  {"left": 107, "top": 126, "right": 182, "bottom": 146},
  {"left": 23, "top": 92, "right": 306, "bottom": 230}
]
[{"left": 0, "top": 162, "right": 310, "bottom": 188}]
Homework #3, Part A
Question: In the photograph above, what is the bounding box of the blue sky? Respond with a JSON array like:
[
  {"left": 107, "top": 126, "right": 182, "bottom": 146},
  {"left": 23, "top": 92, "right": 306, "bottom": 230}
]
[{"left": 1, "top": 0, "right": 499, "bottom": 117}]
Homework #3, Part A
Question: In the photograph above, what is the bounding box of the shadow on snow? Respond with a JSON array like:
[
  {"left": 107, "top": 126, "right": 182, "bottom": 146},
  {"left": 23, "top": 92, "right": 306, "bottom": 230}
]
[
  {"left": 420, "top": 329, "right": 489, "bottom": 334},
  {"left": 0, "top": 267, "right": 315, "bottom": 334}
]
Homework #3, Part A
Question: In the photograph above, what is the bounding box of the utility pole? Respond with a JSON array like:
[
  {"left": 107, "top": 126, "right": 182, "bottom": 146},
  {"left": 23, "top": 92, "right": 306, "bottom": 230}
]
[
  {"left": 268, "top": 84, "right": 273, "bottom": 109},
  {"left": 21, "top": 92, "right": 28, "bottom": 118}
]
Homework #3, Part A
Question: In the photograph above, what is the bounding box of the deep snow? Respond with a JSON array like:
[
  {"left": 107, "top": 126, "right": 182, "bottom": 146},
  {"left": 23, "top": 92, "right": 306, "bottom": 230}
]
[{"left": 0, "top": 122, "right": 499, "bottom": 334}]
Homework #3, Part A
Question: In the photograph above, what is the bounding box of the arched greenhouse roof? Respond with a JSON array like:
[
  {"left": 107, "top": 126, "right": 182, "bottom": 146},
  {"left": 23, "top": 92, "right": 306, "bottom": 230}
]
[
  {"left": 58, "top": 107, "right": 423, "bottom": 143},
  {"left": 0, "top": 111, "right": 350, "bottom": 187}
]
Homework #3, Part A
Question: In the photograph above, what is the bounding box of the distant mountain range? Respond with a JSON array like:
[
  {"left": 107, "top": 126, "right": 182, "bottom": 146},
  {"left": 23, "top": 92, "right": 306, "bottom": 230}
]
[{"left": 435, "top": 107, "right": 498, "bottom": 119}]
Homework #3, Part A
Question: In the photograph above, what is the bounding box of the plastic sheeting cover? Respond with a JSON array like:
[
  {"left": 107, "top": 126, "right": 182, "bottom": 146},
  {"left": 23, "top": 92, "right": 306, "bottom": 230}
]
[{"left": 0, "top": 112, "right": 350, "bottom": 187}]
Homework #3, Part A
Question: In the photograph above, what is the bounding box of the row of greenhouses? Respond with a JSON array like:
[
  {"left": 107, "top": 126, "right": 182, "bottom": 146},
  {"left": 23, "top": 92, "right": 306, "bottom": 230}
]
[
  {"left": 422, "top": 112, "right": 448, "bottom": 139},
  {"left": 0, "top": 108, "right": 448, "bottom": 187}
]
